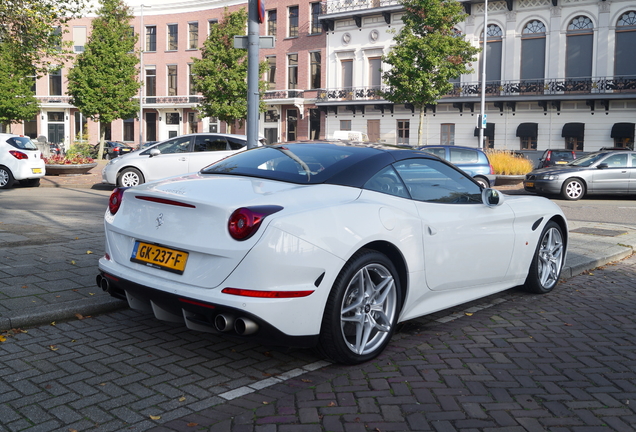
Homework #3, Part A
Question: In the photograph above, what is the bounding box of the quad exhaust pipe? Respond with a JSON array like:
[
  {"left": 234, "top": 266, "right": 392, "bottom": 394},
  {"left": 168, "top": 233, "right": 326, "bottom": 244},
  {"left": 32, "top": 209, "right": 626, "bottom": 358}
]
[
  {"left": 234, "top": 317, "right": 258, "bottom": 335},
  {"left": 96, "top": 275, "right": 259, "bottom": 335},
  {"left": 215, "top": 314, "right": 258, "bottom": 335},
  {"left": 214, "top": 314, "right": 235, "bottom": 332}
]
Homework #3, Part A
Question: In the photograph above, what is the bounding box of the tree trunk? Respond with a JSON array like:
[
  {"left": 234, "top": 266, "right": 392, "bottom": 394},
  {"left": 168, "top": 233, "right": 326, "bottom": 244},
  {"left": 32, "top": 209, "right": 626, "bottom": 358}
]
[
  {"left": 418, "top": 107, "right": 425, "bottom": 147},
  {"left": 97, "top": 125, "right": 105, "bottom": 160}
]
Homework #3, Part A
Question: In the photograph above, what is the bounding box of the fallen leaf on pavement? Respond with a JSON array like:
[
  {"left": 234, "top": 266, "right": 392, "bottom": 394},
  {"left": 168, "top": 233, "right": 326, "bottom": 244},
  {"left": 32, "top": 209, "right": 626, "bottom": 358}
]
[
  {"left": 75, "top": 314, "right": 85, "bottom": 320},
  {"left": 187, "top": 423, "right": 198, "bottom": 427},
  {"left": 149, "top": 415, "right": 161, "bottom": 420},
  {"left": 70, "top": 260, "right": 76, "bottom": 265},
  {"left": 179, "top": 397, "right": 186, "bottom": 402},
  {"left": 465, "top": 312, "right": 473, "bottom": 316},
  {"left": 87, "top": 251, "right": 93, "bottom": 254},
  {"left": 48, "top": 345, "right": 58, "bottom": 351},
  {"left": 0, "top": 335, "right": 6, "bottom": 342},
  {"left": 50, "top": 322, "right": 56, "bottom": 326}
]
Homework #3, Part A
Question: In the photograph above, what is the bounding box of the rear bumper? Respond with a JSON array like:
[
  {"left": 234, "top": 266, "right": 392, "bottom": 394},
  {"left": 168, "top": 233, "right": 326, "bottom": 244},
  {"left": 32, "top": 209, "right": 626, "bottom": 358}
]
[
  {"left": 524, "top": 180, "right": 562, "bottom": 195},
  {"left": 97, "top": 271, "right": 320, "bottom": 348}
]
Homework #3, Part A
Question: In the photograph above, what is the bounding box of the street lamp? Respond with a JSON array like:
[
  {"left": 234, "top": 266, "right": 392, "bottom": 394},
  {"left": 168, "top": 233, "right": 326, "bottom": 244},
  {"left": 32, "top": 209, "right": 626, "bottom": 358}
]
[
  {"left": 139, "top": 4, "right": 151, "bottom": 146},
  {"left": 478, "top": 0, "right": 488, "bottom": 149}
]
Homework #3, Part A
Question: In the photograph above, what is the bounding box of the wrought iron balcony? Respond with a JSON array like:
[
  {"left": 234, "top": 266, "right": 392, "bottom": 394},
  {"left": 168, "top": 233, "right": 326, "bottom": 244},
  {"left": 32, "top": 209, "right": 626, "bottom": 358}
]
[
  {"left": 37, "top": 96, "right": 71, "bottom": 104},
  {"left": 263, "top": 89, "right": 305, "bottom": 99},
  {"left": 447, "top": 76, "right": 636, "bottom": 98},
  {"left": 316, "top": 86, "right": 387, "bottom": 103},
  {"left": 143, "top": 96, "right": 200, "bottom": 104},
  {"left": 316, "top": 76, "right": 636, "bottom": 104},
  {"left": 320, "top": 0, "right": 401, "bottom": 15}
]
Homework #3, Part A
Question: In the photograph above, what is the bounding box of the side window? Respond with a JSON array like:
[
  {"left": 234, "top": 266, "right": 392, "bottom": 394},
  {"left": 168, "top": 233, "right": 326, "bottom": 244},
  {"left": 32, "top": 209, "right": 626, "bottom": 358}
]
[
  {"left": 602, "top": 153, "right": 628, "bottom": 168},
  {"left": 449, "top": 148, "right": 479, "bottom": 164},
  {"left": 195, "top": 135, "right": 228, "bottom": 152},
  {"left": 421, "top": 147, "right": 446, "bottom": 160},
  {"left": 227, "top": 137, "right": 247, "bottom": 150},
  {"left": 364, "top": 166, "right": 409, "bottom": 198},
  {"left": 394, "top": 159, "right": 482, "bottom": 204},
  {"left": 153, "top": 137, "right": 192, "bottom": 154}
]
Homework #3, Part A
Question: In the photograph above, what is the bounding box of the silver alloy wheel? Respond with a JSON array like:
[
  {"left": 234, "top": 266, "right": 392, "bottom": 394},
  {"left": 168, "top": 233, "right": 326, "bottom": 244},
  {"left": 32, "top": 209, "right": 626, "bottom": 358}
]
[
  {"left": 564, "top": 180, "right": 583, "bottom": 199},
  {"left": 119, "top": 170, "right": 141, "bottom": 187},
  {"left": 339, "top": 263, "right": 397, "bottom": 356},
  {"left": 0, "top": 169, "right": 8, "bottom": 187},
  {"left": 537, "top": 226, "right": 564, "bottom": 289}
]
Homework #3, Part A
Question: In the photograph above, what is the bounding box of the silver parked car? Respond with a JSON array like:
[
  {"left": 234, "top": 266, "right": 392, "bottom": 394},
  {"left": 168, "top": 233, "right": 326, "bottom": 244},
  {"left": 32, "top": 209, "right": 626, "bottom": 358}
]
[
  {"left": 524, "top": 150, "right": 636, "bottom": 200},
  {"left": 102, "top": 133, "right": 264, "bottom": 187}
]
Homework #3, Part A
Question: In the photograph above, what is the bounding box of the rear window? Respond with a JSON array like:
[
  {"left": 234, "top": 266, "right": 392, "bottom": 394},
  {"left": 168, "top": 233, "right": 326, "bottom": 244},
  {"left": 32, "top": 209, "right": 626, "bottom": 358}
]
[
  {"left": 202, "top": 144, "right": 381, "bottom": 184},
  {"left": 550, "top": 151, "right": 575, "bottom": 159},
  {"left": 6, "top": 137, "right": 38, "bottom": 150}
]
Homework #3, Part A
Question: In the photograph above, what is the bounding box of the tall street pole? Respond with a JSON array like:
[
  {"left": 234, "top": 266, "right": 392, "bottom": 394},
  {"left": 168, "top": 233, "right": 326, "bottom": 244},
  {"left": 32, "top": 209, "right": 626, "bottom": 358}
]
[
  {"left": 139, "top": 5, "right": 150, "bottom": 146},
  {"left": 479, "top": 0, "right": 488, "bottom": 149},
  {"left": 246, "top": 0, "right": 261, "bottom": 149}
]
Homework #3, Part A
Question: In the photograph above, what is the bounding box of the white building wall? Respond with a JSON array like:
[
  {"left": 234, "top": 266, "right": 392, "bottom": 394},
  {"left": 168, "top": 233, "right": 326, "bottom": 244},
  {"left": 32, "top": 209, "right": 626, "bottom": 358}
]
[{"left": 322, "top": 0, "right": 636, "bottom": 150}]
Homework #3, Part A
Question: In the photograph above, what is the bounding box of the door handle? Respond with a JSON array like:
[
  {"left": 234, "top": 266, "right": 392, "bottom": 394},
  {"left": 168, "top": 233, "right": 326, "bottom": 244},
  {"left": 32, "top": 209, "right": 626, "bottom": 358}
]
[{"left": 428, "top": 226, "right": 437, "bottom": 236}]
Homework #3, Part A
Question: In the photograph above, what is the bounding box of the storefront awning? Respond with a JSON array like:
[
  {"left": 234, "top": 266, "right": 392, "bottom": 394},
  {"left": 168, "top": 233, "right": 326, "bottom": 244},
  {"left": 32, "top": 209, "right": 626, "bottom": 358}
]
[
  {"left": 516, "top": 122, "right": 538, "bottom": 138},
  {"left": 473, "top": 123, "right": 495, "bottom": 138},
  {"left": 611, "top": 123, "right": 635, "bottom": 139},
  {"left": 562, "top": 123, "right": 585, "bottom": 138}
]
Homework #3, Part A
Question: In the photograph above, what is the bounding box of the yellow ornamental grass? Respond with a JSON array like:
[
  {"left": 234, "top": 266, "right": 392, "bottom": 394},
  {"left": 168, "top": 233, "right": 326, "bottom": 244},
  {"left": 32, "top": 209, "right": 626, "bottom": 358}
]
[{"left": 486, "top": 150, "right": 535, "bottom": 175}]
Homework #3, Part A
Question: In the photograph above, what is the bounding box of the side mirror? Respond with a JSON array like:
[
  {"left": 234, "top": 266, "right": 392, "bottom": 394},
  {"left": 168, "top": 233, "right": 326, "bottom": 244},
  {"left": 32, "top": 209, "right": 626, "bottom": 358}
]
[
  {"left": 482, "top": 188, "right": 505, "bottom": 207},
  {"left": 149, "top": 148, "right": 160, "bottom": 157},
  {"left": 597, "top": 163, "right": 608, "bottom": 169}
]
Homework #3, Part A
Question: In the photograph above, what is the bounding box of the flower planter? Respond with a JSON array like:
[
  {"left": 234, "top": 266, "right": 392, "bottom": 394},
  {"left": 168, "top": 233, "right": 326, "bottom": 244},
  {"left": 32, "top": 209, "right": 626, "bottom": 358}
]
[{"left": 45, "top": 162, "right": 98, "bottom": 176}]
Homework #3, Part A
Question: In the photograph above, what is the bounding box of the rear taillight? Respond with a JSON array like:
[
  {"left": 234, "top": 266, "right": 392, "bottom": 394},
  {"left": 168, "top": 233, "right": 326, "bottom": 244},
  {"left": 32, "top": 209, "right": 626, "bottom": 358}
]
[
  {"left": 546, "top": 152, "right": 551, "bottom": 161},
  {"left": 9, "top": 150, "right": 28, "bottom": 160},
  {"left": 489, "top": 164, "right": 494, "bottom": 175},
  {"left": 108, "top": 187, "right": 129, "bottom": 214},
  {"left": 228, "top": 205, "right": 283, "bottom": 241}
]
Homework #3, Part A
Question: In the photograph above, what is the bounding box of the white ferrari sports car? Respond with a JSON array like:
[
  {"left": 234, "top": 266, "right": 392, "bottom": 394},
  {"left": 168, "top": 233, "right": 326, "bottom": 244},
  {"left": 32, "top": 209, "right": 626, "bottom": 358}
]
[{"left": 97, "top": 142, "right": 567, "bottom": 364}]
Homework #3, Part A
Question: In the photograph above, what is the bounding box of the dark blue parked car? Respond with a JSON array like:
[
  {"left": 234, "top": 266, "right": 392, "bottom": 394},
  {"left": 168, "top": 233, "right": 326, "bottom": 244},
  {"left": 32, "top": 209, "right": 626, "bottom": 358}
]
[{"left": 419, "top": 145, "right": 496, "bottom": 188}]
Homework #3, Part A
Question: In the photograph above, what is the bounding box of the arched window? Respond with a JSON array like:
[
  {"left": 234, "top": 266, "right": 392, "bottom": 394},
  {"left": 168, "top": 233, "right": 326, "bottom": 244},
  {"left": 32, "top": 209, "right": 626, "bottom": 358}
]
[
  {"left": 566, "top": 16, "right": 593, "bottom": 79},
  {"left": 615, "top": 11, "right": 636, "bottom": 77},
  {"left": 480, "top": 24, "right": 503, "bottom": 82},
  {"left": 521, "top": 20, "right": 546, "bottom": 80}
]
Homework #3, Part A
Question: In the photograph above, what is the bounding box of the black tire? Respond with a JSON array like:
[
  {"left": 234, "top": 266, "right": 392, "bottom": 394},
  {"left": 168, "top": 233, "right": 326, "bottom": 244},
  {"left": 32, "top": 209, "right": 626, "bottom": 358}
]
[
  {"left": 318, "top": 249, "right": 401, "bottom": 364},
  {"left": 561, "top": 178, "right": 585, "bottom": 200},
  {"left": 474, "top": 176, "right": 490, "bottom": 188},
  {"left": 0, "top": 166, "right": 15, "bottom": 189},
  {"left": 21, "top": 178, "right": 41, "bottom": 187},
  {"left": 522, "top": 221, "right": 565, "bottom": 294},
  {"left": 117, "top": 168, "right": 144, "bottom": 187}
]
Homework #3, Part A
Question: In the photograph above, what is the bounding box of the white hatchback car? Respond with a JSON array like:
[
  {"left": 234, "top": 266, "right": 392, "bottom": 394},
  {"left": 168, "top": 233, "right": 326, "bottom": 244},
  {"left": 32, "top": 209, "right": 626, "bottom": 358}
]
[
  {"left": 102, "top": 133, "right": 260, "bottom": 187},
  {"left": 0, "top": 133, "right": 45, "bottom": 189}
]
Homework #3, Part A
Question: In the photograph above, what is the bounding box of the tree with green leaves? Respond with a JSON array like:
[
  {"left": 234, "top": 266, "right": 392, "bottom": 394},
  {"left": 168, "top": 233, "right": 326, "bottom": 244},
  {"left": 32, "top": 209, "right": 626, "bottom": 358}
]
[
  {"left": 67, "top": 0, "right": 140, "bottom": 160},
  {"left": 382, "top": 0, "right": 479, "bottom": 146},
  {"left": 0, "top": 43, "right": 40, "bottom": 132},
  {"left": 0, "top": 0, "right": 87, "bottom": 74},
  {"left": 191, "top": 8, "right": 267, "bottom": 131}
]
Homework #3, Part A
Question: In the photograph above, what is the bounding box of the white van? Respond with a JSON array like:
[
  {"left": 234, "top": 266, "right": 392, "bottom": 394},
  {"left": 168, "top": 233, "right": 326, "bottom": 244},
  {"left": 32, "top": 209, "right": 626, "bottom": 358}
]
[{"left": 332, "top": 131, "right": 369, "bottom": 142}]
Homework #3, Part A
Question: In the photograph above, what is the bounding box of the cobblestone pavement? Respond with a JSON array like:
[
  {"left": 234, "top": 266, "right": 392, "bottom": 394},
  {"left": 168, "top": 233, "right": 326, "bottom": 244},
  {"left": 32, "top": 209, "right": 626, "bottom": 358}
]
[{"left": 1, "top": 254, "right": 634, "bottom": 431}]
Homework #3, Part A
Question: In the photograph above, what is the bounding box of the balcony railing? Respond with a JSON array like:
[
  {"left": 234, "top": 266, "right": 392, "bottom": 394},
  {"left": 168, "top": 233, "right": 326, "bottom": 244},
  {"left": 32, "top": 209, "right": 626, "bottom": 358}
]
[
  {"left": 317, "top": 86, "right": 387, "bottom": 102},
  {"left": 447, "top": 76, "right": 636, "bottom": 98},
  {"left": 37, "top": 96, "right": 71, "bottom": 104},
  {"left": 316, "top": 76, "right": 636, "bottom": 104},
  {"left": 263, "top": 89, "right": 305, "bottom": 99},
  {"left": 320, "top": 0, "right": 401, "bottom": 15},
  {"left": 143, "top": 96, "right": 200, "bottom": 104}
]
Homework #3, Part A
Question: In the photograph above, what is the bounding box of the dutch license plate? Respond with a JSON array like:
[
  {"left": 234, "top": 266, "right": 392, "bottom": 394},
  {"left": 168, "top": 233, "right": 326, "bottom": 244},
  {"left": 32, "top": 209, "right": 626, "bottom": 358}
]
[
  {"left": 32, "top": 168, "right": 42, "bottom": 174},
  {"left": 556, "top": 161, "right": 568, "bottom": 164},
  {"left": 525, "top": 182, "right": 534, "bottom": 188},
  {"left": 130, "top": 241, "right": 188, "bottom": 274}
]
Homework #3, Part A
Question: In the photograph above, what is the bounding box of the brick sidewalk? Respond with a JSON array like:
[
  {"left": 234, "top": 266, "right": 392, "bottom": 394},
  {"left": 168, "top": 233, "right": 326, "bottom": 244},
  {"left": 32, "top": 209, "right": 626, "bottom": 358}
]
[{"left": 150, "top": 255, "right": 636, "bottom": 432}]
